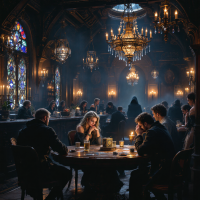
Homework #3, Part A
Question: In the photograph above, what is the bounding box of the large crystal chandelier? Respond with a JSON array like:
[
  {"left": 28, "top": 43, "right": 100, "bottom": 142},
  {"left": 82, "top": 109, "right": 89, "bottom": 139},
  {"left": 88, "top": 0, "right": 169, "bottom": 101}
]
[
  {"left": 151, "top": 69, "right": 159, "bottom": 79},
  {"left": 126, "top": 66, "right": 139, "bottom": 86},
  {"left": 83, "top": 36, "right": 99, "bottom": 72},
  {"left": 154, "top": 0, "right": 181, "bottom": 42},
  {"left": 54, "top": 21, "right": 71, "bottom": 64},
  {"left": 106, "top": 3, "right": 152, "bottom": 66}
]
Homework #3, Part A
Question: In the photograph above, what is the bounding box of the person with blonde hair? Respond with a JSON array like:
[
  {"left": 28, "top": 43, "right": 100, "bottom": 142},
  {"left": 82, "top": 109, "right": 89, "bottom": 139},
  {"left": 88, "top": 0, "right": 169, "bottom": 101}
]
[{"left": 75, "top": 111, "right": 101, "bottom": 145}]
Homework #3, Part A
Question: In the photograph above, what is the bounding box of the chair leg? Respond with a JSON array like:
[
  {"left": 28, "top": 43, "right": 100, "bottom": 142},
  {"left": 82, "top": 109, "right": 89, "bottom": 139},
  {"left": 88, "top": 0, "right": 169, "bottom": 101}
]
[
  {"left": 75, "top": 169, "right": 78, "bottom": 197},
  {"left": 21, "top": 188, "right": 25, "bottom": 200}
]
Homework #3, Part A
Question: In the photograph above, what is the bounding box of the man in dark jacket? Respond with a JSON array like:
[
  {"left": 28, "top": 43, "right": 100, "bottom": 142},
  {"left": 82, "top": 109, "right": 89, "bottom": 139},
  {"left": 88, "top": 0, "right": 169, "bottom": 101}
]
[
  {"left": 151, "top": 104, "right": 182, "bottom": 152},
  {"left": 129, "top": 112, "right": 175, "bottom": 200},
  {"left": 168, "top": 99, "right": 183, "bottom": 123},
  {"left": 58, "top": 100, "right": 65, "bottom": 112},
  {"left": 17, "top": 108, "right": 72, "bottom": 200},
  {"left": 106, "top": 101, "right": 117, "bottom": 115},
  {"left": 17, "top": 100, "right": 34, "bottom": 119}
]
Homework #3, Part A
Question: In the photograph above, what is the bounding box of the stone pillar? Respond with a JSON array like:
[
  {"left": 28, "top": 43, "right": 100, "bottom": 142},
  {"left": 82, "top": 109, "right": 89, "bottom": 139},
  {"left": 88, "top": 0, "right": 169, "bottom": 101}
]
[{"left": 191, "top": 44, "right": 200, "bottom": 200}]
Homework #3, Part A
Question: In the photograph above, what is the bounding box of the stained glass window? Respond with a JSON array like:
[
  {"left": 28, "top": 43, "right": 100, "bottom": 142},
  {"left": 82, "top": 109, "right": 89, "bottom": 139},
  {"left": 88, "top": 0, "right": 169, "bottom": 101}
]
[
  {"left": 7, "top": 55, "right": 16, "bottom": 108},
  {"left": 18, "top": 58, "right": 26, "bottom": 107},
  {"left": 55, "top": 67, "right": 61, "bottom": 106},
  {"left": 9, "top": 22, "right": 27, "bottom": 53}
]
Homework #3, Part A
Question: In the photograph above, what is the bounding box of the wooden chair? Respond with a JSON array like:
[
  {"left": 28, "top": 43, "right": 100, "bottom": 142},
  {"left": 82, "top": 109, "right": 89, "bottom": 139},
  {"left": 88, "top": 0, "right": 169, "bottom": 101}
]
[
  {"left": 11, "top": 145, "right": 64, "bottom": 200},
  {"left": 68, "top": 130, "right": 76, "bottom": 145},
  {"left": 143, "top": 148, "right": 194, "bottom": 200},
  {"left": 106, "top": 120, "right": 126, "bottom": 141}
]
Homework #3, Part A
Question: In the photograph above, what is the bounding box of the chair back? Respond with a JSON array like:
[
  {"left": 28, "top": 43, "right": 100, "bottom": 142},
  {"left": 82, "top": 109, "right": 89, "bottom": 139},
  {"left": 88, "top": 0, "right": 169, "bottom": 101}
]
[
  {"left": 118, "top": 120, "right": 126, "bottom": 140},
  {"left": 170, "top": 148, "right": 193, "bottom": 184},
  {"left": 68, "top": 130, "right": 76, "bottom": 145},
  {"left": 11, "top": 145, "right": 41, "bottom": 185}
]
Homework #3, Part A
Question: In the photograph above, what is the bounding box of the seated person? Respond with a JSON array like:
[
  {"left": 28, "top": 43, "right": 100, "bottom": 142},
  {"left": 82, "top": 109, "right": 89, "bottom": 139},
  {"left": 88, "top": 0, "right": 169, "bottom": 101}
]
[
  {"left": 75, "top": 111, "right": 101, "bottom": 145},
  {"left": 79, "top": 100, "right": 88, "bottom": 115},
  {"left": 17, "top": 100, "right": 34, "bottom": 119},
  {"left": 99, "top": 100, "right": 105, "bottom": 112},
  {"left": 90, "top": 98, "right": 100, "bottom": 113},
  {"left": 103, "top": 106, "right": 126, "bottom": 134},
  {"left": 17, "top": 108, "right": 72, "bottom": 200},
  {"left": 151, "top": 104, "right": 182, "bottom": 152},
  {"left": 106, "top": 102, "right": 117, "bottom": 114},
  {"left": 46, "top": 100, "right": 56, "bottom": 115},
  {"left": 57, "top": 100, "right": 65, "bottom": 112},
  {"left": 129, "top": 112, "right": 175, "bottom": 200},
  {"left": 168, "top": 99, "right": 183, "bottom": 123}
]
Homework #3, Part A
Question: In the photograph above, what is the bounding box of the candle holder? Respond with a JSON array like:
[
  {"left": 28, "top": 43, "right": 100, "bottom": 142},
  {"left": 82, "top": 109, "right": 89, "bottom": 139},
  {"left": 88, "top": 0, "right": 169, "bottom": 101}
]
[{"left": 129, "top": 131, "right": 135, "bottom": 145}]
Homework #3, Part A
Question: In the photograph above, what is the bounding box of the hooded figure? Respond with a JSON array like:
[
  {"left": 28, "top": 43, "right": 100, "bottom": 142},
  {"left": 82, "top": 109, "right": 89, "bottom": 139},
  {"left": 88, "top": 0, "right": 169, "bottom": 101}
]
[
  {"left": 127, "top": 96, "right": 142, "bottom": 119},
  {"left": 168, "top": 99, "right": 183, "bottom": 123}
]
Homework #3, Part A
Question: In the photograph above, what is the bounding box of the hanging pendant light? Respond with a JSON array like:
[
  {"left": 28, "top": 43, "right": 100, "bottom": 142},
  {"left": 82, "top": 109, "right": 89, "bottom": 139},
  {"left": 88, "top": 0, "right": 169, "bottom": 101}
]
[
  {"left": 151, "top": 69, "right": 159, "bottom": 79},
  {"left": 126, "top": 65, "right": 139, "bottom": 86}
]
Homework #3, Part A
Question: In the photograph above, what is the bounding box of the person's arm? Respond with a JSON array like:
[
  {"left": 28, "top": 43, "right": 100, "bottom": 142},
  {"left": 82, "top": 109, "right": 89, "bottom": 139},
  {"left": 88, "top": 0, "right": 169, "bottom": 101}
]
[
  {"left": 76, "top": 125, "right": 88, "bottom": 145},
  {"left": 47, "top": 127, "right": 68, "bottom": 155},
  {"left": 135, "top": 130, "right": 157, "bottom": 156},
  {"left": 17, "top": 108, "right": 29, "bottom": 119}
]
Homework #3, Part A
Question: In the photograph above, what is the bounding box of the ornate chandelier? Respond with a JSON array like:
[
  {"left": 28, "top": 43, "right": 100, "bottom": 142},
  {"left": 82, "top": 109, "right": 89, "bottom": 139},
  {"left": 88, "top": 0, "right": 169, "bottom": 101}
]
[
  {"left": 54, "top": 20, "right": 71, "bottom": 64},
  {"left": 126, "top": 66, "right": 139, "bottom": 86},
  {"left": 151, "top": 69, "right": 159, "bottom": 79},
  {"left": 54, "top": 39, "right": 71, "bottom": 64},
  {"left": 83, "top": 36, "right": 99, "bottom": 72},
  {"left": 154, "top": 0, "right": 181, "bottom": 42},
  {"left": 106, "top": 3, "right": 152, "bottom": 65}
]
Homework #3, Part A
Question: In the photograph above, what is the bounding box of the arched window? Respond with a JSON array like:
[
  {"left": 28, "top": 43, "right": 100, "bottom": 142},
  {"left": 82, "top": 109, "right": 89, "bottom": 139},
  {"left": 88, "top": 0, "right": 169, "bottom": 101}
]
[
  {"left": 18, "top": 58, "right": 26, "bottom": 107},
  {"left": 9, "top": 22, "right": 27, "bottom": 53},
  {"left": 55, "top": 67, "right": 61, "bottom": 107},
  {"left": 7, "top": 55, "right": 16, "bottom": 108},
  {"left": 7, "top": 21, "right": 28, "bottom": 109}
]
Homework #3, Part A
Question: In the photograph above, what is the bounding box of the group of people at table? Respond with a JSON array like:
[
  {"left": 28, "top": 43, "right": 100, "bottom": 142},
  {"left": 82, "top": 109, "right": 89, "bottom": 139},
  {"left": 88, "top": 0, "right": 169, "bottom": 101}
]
[{"left": 15, "top": 92, "right": 195, "bottom": 200}]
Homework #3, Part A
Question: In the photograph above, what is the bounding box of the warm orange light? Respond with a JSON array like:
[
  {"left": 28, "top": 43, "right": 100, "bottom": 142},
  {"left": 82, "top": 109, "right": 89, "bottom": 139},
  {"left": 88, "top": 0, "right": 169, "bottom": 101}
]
[{"left": 109, "top": 90, "right": 116, "bottom": 95}]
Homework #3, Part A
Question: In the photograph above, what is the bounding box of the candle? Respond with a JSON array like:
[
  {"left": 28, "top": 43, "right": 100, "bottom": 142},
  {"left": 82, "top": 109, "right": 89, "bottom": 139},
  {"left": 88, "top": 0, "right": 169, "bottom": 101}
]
[
  {"left": 145, "top": 28, "right": 148, "bottom": 37},
  {"left": 141, "top": 28, "right": 143, "bottom": 35},
  {"left": 175, "top": 10, "right": 178, "bottom": 19},
  {"left": 119, "top": 140, "right": 124, "bottom": 147},
  {"left": 3, "top": 85, "right": 5, "bottom": 95},
  {"left": 164, "top": 8, "right": 167, "bottom": 17},
  {"left": 150, "top": 30, "right": 152, "bottom": 38},
  {"left": 83, "top": 58, "right": 84, "bottom": 63},
  {"left": 118, "top": 28, "right": 121, "bottom": 35},
  {"left": 106, "top": 33, "right": 108, "bottom": 40},
  {"left": 154, "top": 12, "right": 158, "bottom": 21},
  {"left": 129, "top": 132, "right": 134, "bottom": 141},
  {"left": 111, "top": 29, "right": 113, "bottom": 37},
  {"left": 133, "top": 27, "right": 135, "bottom": 34},
  {"left": 186, "top": 71, "right": 189, "bottom": 77}
]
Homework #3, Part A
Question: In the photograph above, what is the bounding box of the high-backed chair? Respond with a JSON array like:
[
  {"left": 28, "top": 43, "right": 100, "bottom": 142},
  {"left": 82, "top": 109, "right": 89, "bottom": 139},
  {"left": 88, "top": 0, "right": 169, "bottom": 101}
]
[
  {"left": 143, "top": 148, "right": 194, "bottom": 200},
  {"left": 68, "top": 130, "right": 76, "bottom": 145},
  {"left": 11, "top": 145, "right": 63, "bottom": 200}
]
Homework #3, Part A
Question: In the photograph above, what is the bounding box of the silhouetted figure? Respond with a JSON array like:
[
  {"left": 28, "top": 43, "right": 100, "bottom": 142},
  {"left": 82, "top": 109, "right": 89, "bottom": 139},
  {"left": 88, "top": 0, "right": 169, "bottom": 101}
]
[
  {"left": 79, "top": 100, "right": 88, "bottom": 115},
  {"left": 129, "top": 113, "right": 175, "bottom": 200},
  {"left": 46, "top": 100, "right": 56, "bottom": 115},
  {"left": 151, "top": 104, "right": 182, "bottom": 152},
  {"left": 168, "top": 99, "right": 183, "bottom": 123},
  {"left": 106, "top": 102, "right": 117, "bottom": 114},
  {"left": 90, "top": 98, "right": 100, "bottom": 113},
  {"left": 181, "top": 104, "right": 191, "bottom": 126},
  {"left": 17, "top": 108, "right": 72, "bottom": 199},
  {"left": 58, "top": 100, "right": 65, "bottom": 112},
  {"left": 17, "top": 100, "right": 34, "bottom": 119},
  {"left": 127, "top": 96, "right": 142, "bottom": 119}
]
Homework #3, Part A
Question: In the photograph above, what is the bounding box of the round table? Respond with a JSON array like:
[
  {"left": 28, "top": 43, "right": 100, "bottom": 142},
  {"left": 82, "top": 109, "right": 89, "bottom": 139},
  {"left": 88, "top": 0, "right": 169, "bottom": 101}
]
[{"left": 52, "top": 145, "right": 148, "bottom": 197}]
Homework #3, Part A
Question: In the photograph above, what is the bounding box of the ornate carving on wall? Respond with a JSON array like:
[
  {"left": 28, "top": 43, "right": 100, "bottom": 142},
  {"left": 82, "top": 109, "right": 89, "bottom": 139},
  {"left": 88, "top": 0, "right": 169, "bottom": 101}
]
[{"left": 164, "top": 69, "right": 175, "bottom": 84}]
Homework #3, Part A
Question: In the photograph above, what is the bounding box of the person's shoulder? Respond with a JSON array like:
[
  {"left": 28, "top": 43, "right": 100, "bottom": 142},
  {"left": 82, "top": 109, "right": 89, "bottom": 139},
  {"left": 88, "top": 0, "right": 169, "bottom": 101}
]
[
  {"left": 76, "top": 125, "right": 84, "bottom": 132},
  {"left": 90, "top": 104, "right": 95, "bottom": 108}
]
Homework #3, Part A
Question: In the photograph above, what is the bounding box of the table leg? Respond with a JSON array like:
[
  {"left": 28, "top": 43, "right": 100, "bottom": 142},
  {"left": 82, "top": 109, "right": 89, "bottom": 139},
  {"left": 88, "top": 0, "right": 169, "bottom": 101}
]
[{"left": 75, "top": 168, "right": 78, "bottom": 198}]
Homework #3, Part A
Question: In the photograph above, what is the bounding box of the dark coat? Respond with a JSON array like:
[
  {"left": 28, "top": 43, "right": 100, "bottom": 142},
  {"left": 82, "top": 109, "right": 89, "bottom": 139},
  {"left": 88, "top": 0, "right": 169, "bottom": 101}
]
[
  {"left": 17, "top": 119, "right": 68, "bottom": 169},
  {"left": 168, "top": 104, "right": 183, "bottom": 123},
  {"left": 127, "top": 96, "right": 142, "bottom": 119},
  {"left": 106, "top": 105, "right": 117, "bottom": 115},
  {"left": 58, "top": 105, "right": 65, "bottom": 112},
  {"left": 45, "top": 106, "right": 56, "bottom": 115},
  {"left": 90, "top": 105, "right": 99, "bottom": 113},
  {"left": 17, "top": 106, "right": 34, "bottom": 119},
  {"left": 109, "top": 111, "right": 126, "bottom": 132},
  {"left": 161, "top": 117, "right": 182, "bottom": 152},
  {"left": 135, "top": 121, "right": 176, "bottom": 175}
]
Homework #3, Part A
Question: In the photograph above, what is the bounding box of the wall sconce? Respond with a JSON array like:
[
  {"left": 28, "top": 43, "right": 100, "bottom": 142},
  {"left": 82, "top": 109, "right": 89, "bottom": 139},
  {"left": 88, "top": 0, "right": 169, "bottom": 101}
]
[
  {"left": 186, "top": 68, "right": 195, "bottom": 85},
  {"left": 109, "top": 90, "right": 116, "bottom": 99},
  {"left": 77, "top": 89, "right": 83, "bottom": 97},
  {"left": 176, "top": 90, "right": 183, "bottom": 98},
  {"left": 39, "top": 69, "right": 48, "bottom": 87},
  {"left": 149, "top": 90, "right": 156, "bottom": 100},
  {"left": 185, "top": 87, "right": 189, "bottom": 95}
]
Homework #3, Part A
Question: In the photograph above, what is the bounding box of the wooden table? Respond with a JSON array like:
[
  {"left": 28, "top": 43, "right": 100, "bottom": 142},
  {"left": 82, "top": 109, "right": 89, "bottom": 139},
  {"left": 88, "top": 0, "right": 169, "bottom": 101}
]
[{"left": 52, "top": 145, "right": 148, "bottom": 196}]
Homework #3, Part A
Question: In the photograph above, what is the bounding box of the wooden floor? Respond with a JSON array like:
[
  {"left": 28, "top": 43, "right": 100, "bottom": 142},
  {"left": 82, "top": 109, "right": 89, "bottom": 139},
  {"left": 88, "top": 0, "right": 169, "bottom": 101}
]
[{"left": 0, "top": 169, "right": 193, "bottom": 200}]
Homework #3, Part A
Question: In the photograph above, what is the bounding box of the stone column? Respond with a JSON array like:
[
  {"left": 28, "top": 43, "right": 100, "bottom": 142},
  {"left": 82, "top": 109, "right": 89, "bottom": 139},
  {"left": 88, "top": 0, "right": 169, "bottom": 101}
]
[{"left": 191, "top": 44, "right": 200, "bottom": 200}]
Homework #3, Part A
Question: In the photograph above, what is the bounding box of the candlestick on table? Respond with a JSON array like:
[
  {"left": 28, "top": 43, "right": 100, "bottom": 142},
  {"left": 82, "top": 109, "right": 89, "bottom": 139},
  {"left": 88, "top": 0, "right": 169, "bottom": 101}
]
[{"left": 129, "top": 131, "right": 135, "bottom": 145}]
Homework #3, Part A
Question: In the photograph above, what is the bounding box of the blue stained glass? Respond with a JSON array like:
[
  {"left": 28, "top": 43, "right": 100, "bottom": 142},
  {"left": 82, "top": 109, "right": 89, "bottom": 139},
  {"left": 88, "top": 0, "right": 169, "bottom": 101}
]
[
  {"left": 55, "top": 67, "right": 61, "bottom": 107},
  {"left": 10, "top": 79, "right": 14, "bottom": 88},
  {"left": 10, "top": 65, "right": 13, "bottom": 71},
  {"left": 21, "top": 66, "right": 24, "bottom": 74},
  {"left": 10, "top": 22, "right": 27, "bottom": 53}
]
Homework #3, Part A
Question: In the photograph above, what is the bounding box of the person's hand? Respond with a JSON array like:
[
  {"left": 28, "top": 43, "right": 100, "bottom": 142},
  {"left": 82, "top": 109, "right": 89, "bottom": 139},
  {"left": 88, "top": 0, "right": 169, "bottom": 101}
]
[
  {"left": 89, "top": 126, "right": 97, "bottom": 133},
  {"left": 135, "top": 125, "right": 144, "bottom": 136}
]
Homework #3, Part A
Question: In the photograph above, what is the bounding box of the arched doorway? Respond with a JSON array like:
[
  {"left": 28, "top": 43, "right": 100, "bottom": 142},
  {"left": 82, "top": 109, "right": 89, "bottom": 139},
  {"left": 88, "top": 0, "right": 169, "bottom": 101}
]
[{"left": 118, "top": 66, "right": 146, "bottom": 111}]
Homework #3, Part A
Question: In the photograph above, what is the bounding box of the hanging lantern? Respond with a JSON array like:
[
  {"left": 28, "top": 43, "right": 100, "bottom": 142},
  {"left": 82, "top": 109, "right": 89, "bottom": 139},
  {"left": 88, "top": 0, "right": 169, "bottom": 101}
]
[{"left": 151, "top": 69, "right": 159, "bottom": 79}]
